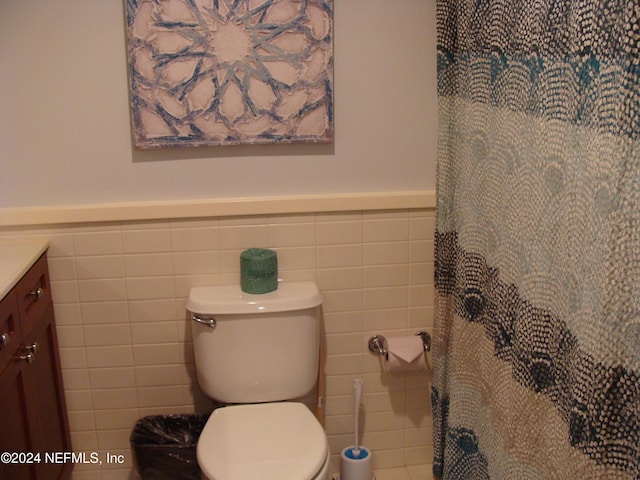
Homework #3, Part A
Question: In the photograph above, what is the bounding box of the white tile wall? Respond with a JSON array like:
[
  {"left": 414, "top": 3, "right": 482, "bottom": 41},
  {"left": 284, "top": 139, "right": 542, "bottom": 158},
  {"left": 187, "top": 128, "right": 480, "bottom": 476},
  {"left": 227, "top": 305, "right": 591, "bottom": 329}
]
[{"left": 6, "top": 208, "right": 435, "bottom": 479}]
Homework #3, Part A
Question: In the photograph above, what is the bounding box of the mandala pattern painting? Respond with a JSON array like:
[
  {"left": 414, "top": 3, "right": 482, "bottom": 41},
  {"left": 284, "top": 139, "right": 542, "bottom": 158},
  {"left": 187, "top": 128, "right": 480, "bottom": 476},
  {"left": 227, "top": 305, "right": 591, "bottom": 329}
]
[{"left": 125, "top": 0, "right": 333, "bottom": 148}]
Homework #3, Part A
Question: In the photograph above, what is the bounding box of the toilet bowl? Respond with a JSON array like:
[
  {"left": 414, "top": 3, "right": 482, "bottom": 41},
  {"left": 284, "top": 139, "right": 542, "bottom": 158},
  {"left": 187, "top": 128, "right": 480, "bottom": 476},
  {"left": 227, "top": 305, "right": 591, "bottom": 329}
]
[
  {"left": 187, "top": 281, "right": 330, "bottom": 480},
  {"left": 197, "top": 403, "right": 330, "bottom": 480}
]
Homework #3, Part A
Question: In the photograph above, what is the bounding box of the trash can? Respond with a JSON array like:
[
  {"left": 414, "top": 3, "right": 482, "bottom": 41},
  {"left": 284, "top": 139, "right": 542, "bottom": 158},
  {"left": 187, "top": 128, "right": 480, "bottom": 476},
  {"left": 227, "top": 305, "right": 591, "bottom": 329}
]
[{"left": 130, "top": 414, "right": 209, "bottom": 480}]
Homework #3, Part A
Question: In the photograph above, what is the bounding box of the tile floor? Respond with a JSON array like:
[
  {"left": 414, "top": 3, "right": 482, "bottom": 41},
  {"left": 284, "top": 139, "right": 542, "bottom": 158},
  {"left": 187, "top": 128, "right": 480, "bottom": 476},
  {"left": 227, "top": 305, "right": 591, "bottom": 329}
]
[
  {"left": 376, "top": 464, "right": 433, "bottom": 480},
  {"left": 333, "top": 464, "right": 433, "bottom": 480}
]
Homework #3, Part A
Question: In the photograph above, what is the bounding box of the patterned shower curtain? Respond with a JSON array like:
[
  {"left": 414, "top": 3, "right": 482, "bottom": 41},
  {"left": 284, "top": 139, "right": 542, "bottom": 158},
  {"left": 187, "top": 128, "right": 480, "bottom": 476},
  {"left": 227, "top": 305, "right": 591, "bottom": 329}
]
[{"left": 432, "top": 1, "right": 639, "bottom": 479}]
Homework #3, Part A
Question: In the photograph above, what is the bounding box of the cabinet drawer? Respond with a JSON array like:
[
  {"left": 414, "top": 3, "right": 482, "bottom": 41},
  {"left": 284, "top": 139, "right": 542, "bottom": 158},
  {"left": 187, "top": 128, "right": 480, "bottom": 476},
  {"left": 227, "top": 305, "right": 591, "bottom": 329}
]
[
  {"left": 15, "top": 254, "right": 52, "bottom": 338},
  {"left": 0, "top": 290, "right": 22, "bottom": 375}
]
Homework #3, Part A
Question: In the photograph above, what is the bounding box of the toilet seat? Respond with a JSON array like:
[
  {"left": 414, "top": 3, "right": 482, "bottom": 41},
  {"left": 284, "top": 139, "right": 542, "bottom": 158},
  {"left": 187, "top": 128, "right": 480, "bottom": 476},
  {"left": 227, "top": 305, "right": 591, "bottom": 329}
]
[{"left": 197, "top": 402, "right": 329, "bottom": 480}]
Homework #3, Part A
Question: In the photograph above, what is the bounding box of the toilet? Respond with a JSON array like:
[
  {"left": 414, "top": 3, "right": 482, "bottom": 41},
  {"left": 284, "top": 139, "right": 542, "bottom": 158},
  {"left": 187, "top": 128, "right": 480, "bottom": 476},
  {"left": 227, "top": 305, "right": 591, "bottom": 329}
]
[{"left": 186, "top": 281, "right": 331, "bottom": 480}]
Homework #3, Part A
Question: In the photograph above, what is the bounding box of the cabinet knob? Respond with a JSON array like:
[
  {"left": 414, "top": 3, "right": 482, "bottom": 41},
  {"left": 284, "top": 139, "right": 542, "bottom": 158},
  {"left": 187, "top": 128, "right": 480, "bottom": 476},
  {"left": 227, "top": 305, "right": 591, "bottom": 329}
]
[
  {"left": 29, "top": 287, "right": 44, "bottom": 299},
  {"left": 18, "top": 344, "right": 39, "bottom": 364},
  {"left": 1, "top": 332, "right": 9, "bottom": 347},
  {"left": 19, "top": 352, "right": 34, "bottom": 364}
]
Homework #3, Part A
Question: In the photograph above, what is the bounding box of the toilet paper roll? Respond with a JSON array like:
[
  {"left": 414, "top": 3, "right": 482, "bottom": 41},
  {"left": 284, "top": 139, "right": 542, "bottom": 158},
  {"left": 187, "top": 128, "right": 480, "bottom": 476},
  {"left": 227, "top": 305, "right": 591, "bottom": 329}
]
[
  {"left": 240, "top": 248, "right": 278, "bottom": 294},
  {"left": 386, "top": 336, "right": 426, "bottom": 372}
]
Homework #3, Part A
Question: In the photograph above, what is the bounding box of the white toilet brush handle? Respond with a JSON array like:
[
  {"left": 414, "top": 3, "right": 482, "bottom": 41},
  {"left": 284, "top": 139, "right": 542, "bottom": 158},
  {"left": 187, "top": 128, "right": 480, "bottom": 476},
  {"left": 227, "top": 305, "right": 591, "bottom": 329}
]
[{"left": 353, "top": 378, "right": 363, "bottom": 456}]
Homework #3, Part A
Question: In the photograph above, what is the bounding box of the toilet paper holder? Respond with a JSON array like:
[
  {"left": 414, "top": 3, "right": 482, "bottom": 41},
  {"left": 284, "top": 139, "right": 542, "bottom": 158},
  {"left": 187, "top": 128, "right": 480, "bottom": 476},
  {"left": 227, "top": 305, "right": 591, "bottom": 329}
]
[{"left": 368, "top": 331, "right": 431, "bottom": 358}]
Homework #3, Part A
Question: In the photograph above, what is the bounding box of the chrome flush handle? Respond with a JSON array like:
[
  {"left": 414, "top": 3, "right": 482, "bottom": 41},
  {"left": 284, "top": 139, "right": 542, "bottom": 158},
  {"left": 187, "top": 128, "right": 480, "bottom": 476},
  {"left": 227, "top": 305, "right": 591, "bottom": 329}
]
[{"left": 191, "top": 315, "right": 217, "bottom": 329}]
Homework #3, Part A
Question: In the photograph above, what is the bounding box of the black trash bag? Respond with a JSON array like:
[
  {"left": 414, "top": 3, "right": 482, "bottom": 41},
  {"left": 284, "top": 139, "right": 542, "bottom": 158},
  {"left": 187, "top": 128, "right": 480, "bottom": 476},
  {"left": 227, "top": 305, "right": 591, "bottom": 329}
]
[{"left": 130, "top": 414, "right": 209, "bottom": 480}]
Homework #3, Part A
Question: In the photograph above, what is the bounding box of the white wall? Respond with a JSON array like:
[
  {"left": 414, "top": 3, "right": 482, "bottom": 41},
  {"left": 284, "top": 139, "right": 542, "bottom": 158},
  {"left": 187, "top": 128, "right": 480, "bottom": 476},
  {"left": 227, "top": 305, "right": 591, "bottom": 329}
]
[{"left": 0, "top": 1, "right": 437, "bottom": 209}]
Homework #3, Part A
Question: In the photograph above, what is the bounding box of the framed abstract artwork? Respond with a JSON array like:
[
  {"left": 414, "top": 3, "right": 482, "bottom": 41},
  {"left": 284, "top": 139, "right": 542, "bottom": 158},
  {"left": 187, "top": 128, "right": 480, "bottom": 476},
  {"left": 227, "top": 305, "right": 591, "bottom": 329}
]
[{"left": 125, "top": 0, "right": 334, "bottom": 148}]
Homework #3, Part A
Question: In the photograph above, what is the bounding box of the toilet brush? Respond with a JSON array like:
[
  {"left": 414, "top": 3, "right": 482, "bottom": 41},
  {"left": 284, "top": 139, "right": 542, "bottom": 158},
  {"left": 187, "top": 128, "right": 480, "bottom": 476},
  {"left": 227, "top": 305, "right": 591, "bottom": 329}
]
[
  {"left": 340, "top": 379, "right": 374, "bottom": 480},
  {"left": 352, "top": 378, "right": 363, "bottom": 458}
]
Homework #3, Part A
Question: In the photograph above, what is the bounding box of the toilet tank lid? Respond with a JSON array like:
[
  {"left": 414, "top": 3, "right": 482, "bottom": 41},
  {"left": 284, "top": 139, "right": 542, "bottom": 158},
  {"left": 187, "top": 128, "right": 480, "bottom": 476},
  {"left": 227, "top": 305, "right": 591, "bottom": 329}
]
[{"left": 187, "top": 281, "right": 323, "bottom": 315}]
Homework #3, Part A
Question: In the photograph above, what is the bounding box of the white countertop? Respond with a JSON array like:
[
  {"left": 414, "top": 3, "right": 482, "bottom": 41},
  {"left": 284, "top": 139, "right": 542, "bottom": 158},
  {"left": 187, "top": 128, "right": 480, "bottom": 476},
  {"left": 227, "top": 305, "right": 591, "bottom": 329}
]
[{"left": 0, "top": 238, "right": 49, "bottom": 300}]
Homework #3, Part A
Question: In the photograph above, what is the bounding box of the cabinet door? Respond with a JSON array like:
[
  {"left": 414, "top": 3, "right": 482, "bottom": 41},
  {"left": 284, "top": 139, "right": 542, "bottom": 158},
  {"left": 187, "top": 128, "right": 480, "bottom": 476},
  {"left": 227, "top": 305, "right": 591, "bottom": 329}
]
[
  {"left": 0, "top": 356, "right": 37, "bottom": 480},
  {"left": 15, "top": 254, "right": 51, "bottom": 342},
  {"left": 27, "top": 303, "right": 73, "bottom": 480},
  {"left": 0, "top": 290, "right": 22, "bottom": 375},
  {"left": 0, "top": 252, "right": 72, "bottom": 480}
]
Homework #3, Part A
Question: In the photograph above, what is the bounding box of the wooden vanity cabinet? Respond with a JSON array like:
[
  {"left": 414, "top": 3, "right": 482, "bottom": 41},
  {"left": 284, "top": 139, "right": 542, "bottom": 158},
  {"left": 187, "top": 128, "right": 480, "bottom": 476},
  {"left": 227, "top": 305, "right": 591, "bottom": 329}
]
[{"left": 0, "top": 252, "right": 72, "bottom": 480}]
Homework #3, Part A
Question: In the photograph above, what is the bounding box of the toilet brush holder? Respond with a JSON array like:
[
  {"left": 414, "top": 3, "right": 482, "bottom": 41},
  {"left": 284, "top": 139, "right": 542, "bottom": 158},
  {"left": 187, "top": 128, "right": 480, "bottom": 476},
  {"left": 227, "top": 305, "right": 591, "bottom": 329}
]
[{"left": 340, "top": 446, "right": 374, "bottom": 480}]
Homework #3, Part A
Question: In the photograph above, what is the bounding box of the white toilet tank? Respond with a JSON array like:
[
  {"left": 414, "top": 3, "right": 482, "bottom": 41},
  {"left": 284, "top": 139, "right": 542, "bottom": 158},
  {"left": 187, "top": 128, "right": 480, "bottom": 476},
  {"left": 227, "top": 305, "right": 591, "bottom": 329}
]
[{"left": 187, "top": 281, "right": 323, "bottom": 404}]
